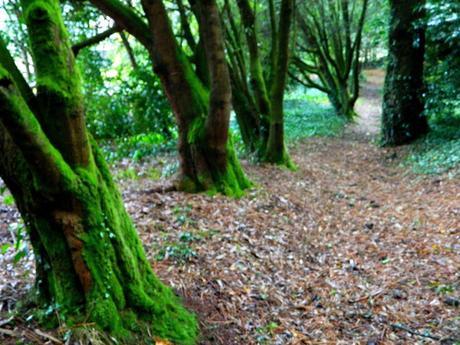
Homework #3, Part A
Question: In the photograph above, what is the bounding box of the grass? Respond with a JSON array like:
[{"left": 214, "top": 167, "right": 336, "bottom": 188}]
[
  {"left": 284, "top": 88, "right": 345, "bottom": 141},
  {"left": 406, "top": 122, "right": 460, "bottom": 176},
  {"left": 231, "top": 88, "right": 345, "bottom": 156}
]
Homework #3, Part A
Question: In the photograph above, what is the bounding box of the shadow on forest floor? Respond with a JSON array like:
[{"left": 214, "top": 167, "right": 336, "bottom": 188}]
[{"left": 0, "top": 70, "right": 459, "bottom": 344}]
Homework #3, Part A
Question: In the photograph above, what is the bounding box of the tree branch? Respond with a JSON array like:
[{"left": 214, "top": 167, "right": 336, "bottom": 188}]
[
  {"left": 72, "top": 25, "right": 121, "bottom": 56},
  {"left": 88, "top": 0, "right": 152, "bottom": 47},
  {"left": 0, "top": 34, "right": 36, "bottom": 111},
  {"left": 0, "top": 69, "right": 76, "bottom": 190}
]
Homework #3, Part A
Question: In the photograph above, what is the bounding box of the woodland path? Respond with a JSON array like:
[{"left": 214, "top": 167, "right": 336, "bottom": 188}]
[{"left": 0, "top": 70, "right": 459, "bottom": 344}]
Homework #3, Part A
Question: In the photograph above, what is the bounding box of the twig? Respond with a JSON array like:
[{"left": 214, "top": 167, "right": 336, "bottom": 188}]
[
  {"left": 349, "top": 289, "right": 384, "bottom": 303},
  {"left": 0, "top": 316, "right": 14, "bottom": 327},
  {"left": 142, "top": 183, "right": 177, "bottom": 194},
  {"left": 34, "top": 328, "right": 64, "bottom": 344},
  {"left": 0, "top": 327, "right": 17, "bottom": 336},
  {"left": 391, "top": 323, "right": 440, "bottom": 340}
]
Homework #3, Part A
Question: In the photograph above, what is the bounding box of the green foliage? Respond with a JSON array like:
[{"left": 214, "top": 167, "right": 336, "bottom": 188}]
[
  {"left": 155, "top": 242, "right": 197, "bottom": 263},
  {"left": 424, "top": 0, "right": 460, "bottom": 126},
  {"left": 155, "top": 230, "right": 199, "bottom": 263},
  {"left": 406, "top": 123, "right": 460, "bottom": 175},
  {"left": 101, "top": 132, "right": 177, "bottom": 162},
  {"left": 77, "top": 47, "right": 174, "bottom": 140},
  {"left": 255, "top": 321, "right": 279, "bottom": 344},
  {"left": 284, "top": 89, "right": 346, "bottom": 140},
  {"left": 361, "top": 0, "right": 389, "bottom": 67}
]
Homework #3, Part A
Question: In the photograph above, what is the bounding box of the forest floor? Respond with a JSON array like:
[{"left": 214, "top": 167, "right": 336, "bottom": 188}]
[{"left": 0, "top": 70, "right": 459, "bottom": 344}]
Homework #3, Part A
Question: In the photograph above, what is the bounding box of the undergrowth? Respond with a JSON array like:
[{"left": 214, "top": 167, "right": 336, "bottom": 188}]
[
  {"left": 406, "top": 122, "right": 460, "bottom": 176},
  {"left": 102, "top": 89, "right": 345, "bottom": 164}
]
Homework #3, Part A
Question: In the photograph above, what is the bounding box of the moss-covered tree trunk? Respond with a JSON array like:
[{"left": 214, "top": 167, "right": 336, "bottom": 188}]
[
  {"left": 327, "top": 82, "right": 358, "bottom": 120},
  {"left": 89, "top": 0, "right": 250, "bottom": 196},
  {"left": 381, "top": 0, "right": 429, "bottom": 146},
  {"left": 263, "top": 0, "right": 295, "bottom": 168},
  {"left": 236, "top": 0, "right": 271, "bottom": 153},
  {"left": 0, "top": 1, "right": 197, "bottom": 344}
]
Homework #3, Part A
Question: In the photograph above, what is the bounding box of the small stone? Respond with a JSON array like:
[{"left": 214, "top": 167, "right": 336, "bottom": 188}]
[
  {"left": 365, "top": 223, "right": 374, "bottom": 230},
  {"left": 444, "top": 296, "right": 460, "bottom": 307},
  {"left": 392, "top": 289, "right": 406, "bottom": 299}
]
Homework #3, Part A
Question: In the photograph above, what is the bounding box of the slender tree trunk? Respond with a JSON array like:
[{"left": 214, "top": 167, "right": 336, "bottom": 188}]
[
  {"left": 236, "top": 0, "right": 271, "bottom": 152},
  {"left": 381, "top": 0, "right": 428, "bottom": 146},
  {"left": 231, "top": 82, "right": 261, "bottom": 152},
  {"left": 263, "top": 0, "right": 295, "bottom": 168},
  {"left": 0, "top": 1, "right": 197, "bottom": 343}
]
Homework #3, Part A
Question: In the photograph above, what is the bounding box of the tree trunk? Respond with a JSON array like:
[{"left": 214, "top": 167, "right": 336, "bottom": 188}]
[
  {"left": 90, "top": 0, "right": 250, "bottom": 196},
  {"left": 263, "top": 0, "right": 295, "bottom": 169},
  {"left": 231, "top": 82, "right": 261, "bottom": 153},
  {"left": 0, "top": 1, "right": 197, "bottom": 343},
  {"left": 381, "top": 0, "right": 429, "bottom": 146},
  {"left": 236, "top": 0, "right": 271, "bottom": 151},
  {"left": 327, "top": 82, "right": 358, "bottom": 120}
]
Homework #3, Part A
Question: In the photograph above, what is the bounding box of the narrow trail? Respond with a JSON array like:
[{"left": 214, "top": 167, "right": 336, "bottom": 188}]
[
  {"left": 350, "top": 69, "right": 385, "bottom": 139},
  {"left": 0, "top": 71, "right": 459, "bottom": 344},
  {"left": 119, "top": 72, "right": 458, "bottom": 343}
]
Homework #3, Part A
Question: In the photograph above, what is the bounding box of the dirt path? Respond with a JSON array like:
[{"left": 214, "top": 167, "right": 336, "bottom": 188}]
[
  {"left": 348, "top": 69, "right": 385, "bottom": 139},
  {"left": 1, "top": 72, "right": 459, "bottom": 344}
]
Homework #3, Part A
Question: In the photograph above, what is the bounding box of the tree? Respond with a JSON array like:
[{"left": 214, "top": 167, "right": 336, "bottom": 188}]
[
  {"left": 88, "top": 0, "right": 251, "bottom": 196},
  {"left": 222, "top": 0, "right": 295, "bottom": 168},
  {"left": 264, "top": 0, "right": 295, "bottom": 166},
  {"left": 293, "top": 0, "right": 368, "bottom": 120},
  {"left": 381, "top": 0, "right": 429, "bottom": 146},
  {"left": 0, "top": 0, "right": 197, "bottom": 343}
]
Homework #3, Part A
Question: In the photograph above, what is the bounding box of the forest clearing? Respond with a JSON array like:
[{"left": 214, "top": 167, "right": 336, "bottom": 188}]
[{"left": 0, "top": 0, "right": 459, "bottom": 344}]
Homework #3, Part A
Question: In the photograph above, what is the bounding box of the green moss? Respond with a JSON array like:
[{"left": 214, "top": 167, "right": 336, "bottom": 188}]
[
  {"left": 22, "top": 0, "right": 82, "bottom": 101},
  {"left": 187, "top": 116, "right": 206, "bottom": 144},
  {"left": 74, "top": 144, "right": 198, "bottom": 344},
  {"left": 210, "top": 136, "right": 252, "bottom": 197}
]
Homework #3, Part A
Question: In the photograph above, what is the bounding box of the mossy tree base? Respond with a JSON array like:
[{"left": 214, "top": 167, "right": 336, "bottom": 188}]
[
  {"left": 262, "top": 123, "right": 296, "bottom": 170},
  {"left": 13, "top": 143, "right": 198, "bottom": 345},
  {"left": 176, "top": 134, "right": 252, "bottom": 197}
]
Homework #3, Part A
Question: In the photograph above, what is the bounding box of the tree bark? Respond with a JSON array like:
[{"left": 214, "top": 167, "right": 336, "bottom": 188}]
[
  {"left": 381, "top": 0, "right": 428, "bottom": 146},
  {"left": 0, "top": 1, "right": 197, "bottom": 343},
  {"left": 263, "top": 0, "right": 295, "bottom": 168},
  {"left": 236, "top": 0, "right": 271, "bottom": 145}
]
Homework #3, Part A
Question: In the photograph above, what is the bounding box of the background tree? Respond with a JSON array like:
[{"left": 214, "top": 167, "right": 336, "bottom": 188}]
[
  {"left": 381, "top": 0, "right": 428, "bottom": 146},
  {"left": 292, "top": 0, "right": 369, "bottom": 120},
  {"left": 222, "top": 0, "right": 295, "bottom": 168},
  {"left": 88, "top": 0, "right": 251, "bottom": 196},
  {"left": 361, "top": 0, "right": 389, "bottom": 67},
  {"left": 0, "top": 0, "right": 197, "bottom": 343}
]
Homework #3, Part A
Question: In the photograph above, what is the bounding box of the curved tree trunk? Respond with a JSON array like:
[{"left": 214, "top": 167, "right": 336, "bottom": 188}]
[
  {"left": 139, "top": 0, "right": 250, "bottom": 195},
  {"left": 0, "top": 1, "right": 197, "bottom": 343},
  {"left": 381, "top": 0, "right": 429, "bottom": 146},
  {"left": 89, "top": 0, "right": 250, "bottom": 196}
]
